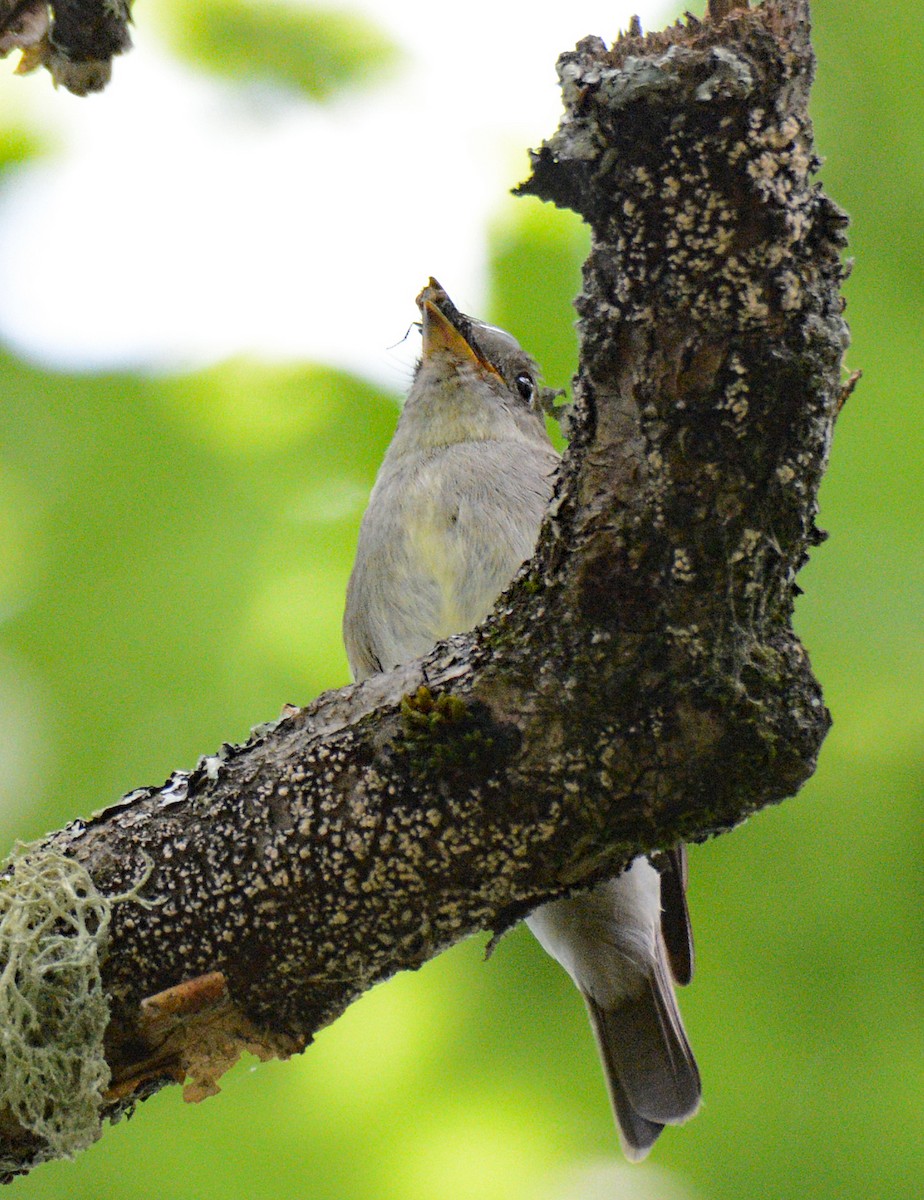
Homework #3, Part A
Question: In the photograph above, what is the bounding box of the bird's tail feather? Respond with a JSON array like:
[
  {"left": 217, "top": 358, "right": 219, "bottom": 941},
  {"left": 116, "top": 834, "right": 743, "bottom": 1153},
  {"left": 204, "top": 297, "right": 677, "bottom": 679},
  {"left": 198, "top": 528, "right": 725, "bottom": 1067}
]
[{"left": 583, "top": 952, "right": 701, "bottom": 1161}]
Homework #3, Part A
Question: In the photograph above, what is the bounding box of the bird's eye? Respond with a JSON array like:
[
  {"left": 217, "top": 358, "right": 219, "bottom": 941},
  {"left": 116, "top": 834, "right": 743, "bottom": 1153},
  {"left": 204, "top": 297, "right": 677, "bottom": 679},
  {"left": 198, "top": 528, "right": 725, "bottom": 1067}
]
[{"left": 514, "top": 373, "right": 535, "bottom": 403}]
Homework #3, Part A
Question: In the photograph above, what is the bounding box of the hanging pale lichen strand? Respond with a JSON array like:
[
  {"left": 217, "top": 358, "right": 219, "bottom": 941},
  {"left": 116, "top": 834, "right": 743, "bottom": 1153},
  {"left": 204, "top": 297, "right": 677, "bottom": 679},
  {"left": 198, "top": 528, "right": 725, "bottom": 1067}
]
[{"left": 0, "top": 849, "right": 113, "bottom": 1165}]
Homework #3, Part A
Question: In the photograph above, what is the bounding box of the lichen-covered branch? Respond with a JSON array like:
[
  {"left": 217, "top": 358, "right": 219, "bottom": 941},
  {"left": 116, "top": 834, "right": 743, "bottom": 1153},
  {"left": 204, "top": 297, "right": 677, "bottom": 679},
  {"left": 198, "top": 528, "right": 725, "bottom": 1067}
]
[{"left": 0, "top": 0, "right": 849, "bottom": 1179}]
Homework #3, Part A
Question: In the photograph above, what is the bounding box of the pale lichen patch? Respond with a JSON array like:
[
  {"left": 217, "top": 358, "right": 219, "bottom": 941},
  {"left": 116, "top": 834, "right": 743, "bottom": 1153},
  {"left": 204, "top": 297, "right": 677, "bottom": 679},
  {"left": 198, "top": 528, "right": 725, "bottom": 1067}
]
[{"left": 0, "top": 847, "right": 151, "bottom": 1167}]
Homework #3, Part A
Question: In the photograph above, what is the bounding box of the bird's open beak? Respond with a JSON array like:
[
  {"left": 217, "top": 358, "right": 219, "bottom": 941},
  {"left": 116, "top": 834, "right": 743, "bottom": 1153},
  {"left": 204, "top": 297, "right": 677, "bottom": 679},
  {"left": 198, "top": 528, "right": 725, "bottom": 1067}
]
[{"left": 417, "top": 279, "right": 502, "bottom": 381}]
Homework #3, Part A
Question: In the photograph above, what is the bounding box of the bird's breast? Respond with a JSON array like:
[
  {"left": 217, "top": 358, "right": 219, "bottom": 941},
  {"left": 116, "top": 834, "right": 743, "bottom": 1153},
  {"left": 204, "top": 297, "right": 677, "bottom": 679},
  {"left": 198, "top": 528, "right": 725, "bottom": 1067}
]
[{"left": 402, "top": 462, "right": 494, "bottom": 639}]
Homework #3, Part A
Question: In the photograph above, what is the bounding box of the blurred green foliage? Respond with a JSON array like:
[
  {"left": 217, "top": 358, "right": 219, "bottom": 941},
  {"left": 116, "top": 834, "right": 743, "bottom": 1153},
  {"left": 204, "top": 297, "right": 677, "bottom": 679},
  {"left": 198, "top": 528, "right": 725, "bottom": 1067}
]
[
  {"left": 0, "top": 1, "right": 922, "bottom": 1199},
  {"left": 0, "top": 356, "right": 394, "bottom": 845},
  {"left": 0, "top": 91, "right": 45, "bottom": 174},
  {"left": 0, "top": 125, "right": 41, "bottom": 173},
  {"left": 152, "top": 0, "right": 399, "bottom": 98}
]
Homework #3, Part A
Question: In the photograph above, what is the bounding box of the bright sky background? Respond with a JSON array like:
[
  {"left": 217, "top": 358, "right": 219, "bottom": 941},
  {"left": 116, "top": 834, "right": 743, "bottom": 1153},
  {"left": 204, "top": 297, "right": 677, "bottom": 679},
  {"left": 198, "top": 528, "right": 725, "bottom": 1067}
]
[{"left": 0, "top": 0, "right": 666, "bottom": 388}]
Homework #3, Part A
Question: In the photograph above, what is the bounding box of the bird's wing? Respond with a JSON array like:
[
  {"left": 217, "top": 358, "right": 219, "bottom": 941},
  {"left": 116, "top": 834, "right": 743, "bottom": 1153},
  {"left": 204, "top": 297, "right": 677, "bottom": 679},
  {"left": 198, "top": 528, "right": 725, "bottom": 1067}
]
[{"left": 659, "top": 845, "right": 695, "bottom": 986}]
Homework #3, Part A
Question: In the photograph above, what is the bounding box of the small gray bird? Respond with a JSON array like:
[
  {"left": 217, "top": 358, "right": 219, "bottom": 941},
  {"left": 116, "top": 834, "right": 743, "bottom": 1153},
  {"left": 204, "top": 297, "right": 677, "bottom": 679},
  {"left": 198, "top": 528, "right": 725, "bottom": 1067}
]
[{"left": 343, "top": 279, "right": 701, "bottom": 1160}]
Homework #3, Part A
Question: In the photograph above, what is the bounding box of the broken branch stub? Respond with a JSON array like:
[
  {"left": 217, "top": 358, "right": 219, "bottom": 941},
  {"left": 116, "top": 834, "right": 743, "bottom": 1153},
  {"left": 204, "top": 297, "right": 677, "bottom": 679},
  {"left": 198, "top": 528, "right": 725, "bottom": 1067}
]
[
  {"left": 0, "top": 0, "right": 131, "bottom": 95},
  {"left": 516, "top": 0, "right": 846, "bottom": 830}
]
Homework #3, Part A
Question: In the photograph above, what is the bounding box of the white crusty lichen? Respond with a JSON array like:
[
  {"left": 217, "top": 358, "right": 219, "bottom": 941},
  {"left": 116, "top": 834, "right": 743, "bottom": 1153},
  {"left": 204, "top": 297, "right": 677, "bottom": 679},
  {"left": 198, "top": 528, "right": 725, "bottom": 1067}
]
[{"left": 0, "top": 846, "right": 120, "bottom": 1166}]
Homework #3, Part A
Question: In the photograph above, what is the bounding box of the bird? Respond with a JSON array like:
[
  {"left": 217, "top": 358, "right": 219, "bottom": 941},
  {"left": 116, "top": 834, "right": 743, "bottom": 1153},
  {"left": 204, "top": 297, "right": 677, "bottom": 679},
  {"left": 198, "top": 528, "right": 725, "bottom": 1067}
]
[{"left": 343, "top": 278, "right": 701, "bottom": 1160}]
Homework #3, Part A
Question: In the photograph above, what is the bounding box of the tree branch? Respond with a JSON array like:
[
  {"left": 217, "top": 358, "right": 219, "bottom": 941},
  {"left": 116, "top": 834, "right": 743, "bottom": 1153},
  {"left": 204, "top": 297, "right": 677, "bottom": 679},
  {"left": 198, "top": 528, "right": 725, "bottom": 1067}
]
[{"left": 0, "top": 0, "right": 849, "bottom": 1178}]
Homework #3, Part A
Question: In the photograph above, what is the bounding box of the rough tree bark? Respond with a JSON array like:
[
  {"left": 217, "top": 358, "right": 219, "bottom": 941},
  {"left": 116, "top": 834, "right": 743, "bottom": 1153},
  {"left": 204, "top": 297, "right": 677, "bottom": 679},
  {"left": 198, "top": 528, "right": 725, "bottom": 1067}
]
[{"left": 0, "top": 0, "right": 851, "bottom": 1180}]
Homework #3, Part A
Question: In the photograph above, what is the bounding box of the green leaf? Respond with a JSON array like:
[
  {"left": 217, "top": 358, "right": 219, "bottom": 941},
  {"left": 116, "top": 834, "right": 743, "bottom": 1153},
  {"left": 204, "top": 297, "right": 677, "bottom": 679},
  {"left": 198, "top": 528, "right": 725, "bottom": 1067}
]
[
  {"left": 0, "top": 124, "right": 42, "bottom": 173},
  {"left": 488, "top": 199, "right": 588, "bottom": 399},
  {"left": 152, "top": 0, "right": 400, "bottom": 100}
]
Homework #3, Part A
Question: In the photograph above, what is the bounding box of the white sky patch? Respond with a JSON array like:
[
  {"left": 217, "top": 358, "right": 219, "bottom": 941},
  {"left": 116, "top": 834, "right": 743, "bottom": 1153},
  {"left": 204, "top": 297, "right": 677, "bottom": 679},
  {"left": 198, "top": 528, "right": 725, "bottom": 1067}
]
[{"left": 0, "top": 0, "right": 666, "bottom": 386}]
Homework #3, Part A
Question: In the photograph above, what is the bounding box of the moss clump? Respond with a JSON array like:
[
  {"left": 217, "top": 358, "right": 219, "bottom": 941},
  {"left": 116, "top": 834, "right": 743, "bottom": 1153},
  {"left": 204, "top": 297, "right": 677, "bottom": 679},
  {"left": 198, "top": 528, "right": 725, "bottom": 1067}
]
[
  {"left": 396, "top": 686, "right": 519, "bottom": 778},
  {"left": 0, "top": 847, "right": 114, "bottom": 1166},
  {"left": 400, "top": 685, "right": 468, "bottom": 731}
]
